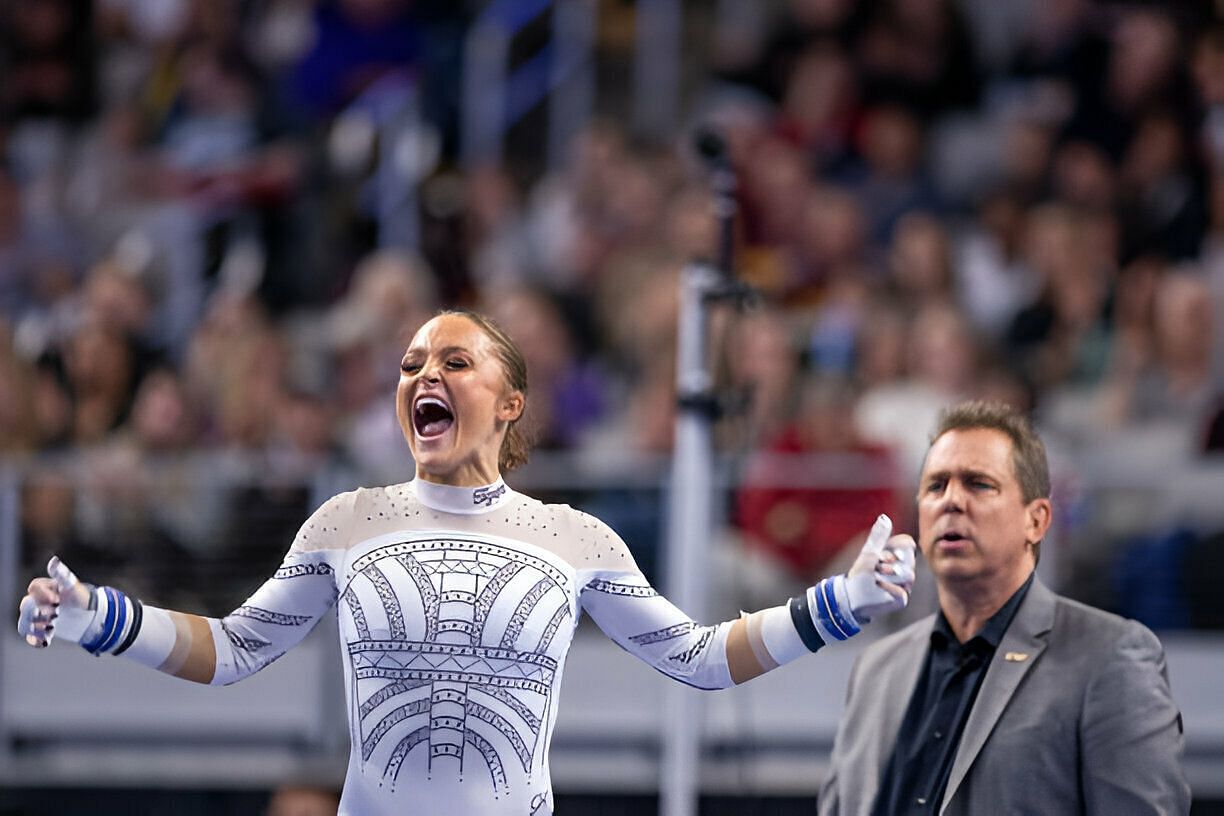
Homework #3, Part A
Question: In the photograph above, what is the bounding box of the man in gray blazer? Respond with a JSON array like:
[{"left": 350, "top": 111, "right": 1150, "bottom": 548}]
[{"left": 819, "top": 401, "right": 1190, "bottom": 815}]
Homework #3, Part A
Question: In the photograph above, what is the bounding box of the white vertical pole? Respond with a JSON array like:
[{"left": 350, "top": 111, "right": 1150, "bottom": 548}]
[{"left": 661, "top": 262, "right": 721, "bottom": 816}]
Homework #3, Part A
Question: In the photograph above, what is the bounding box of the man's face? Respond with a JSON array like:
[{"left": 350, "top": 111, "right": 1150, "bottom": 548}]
[{"left": 917, "top": 428, "right": 1050, "bottom": 590}]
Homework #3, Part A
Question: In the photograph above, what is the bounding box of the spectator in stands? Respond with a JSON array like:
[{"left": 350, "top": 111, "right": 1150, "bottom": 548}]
[
  {"left": 328, "top": 248, "right": 439, "bottom": 482},
  {"left": 464, "top": 164, "right": 534, "bottom": 291},
  {"left": 792, "top": 184, "right": 869, "bottom": 301},
  {"left": 834, "top": 103, "right": 942, "bottom": 246},
  {"left": 661, "top": 182, "right": 719, "bottom": 263},
  {"left": 1007, "top": 0, "right": 1101, "bottom": 93},
  {"left": 955, "top": 189, "right": 1040, "bottom": 336},
  {"left": 740, "top": 135, "right": 810, "bottom": 247},
  {"left": 28, "top": 357, "right": 73, "bottom": 449},
  {"left": 1005, "top": 204, "right": 1114, "bottom": 391},
  {"left": 1102, "top": 270, "right": 1217, "bottom": 429},
  {"left": 738, "top": 373, "right": 899, "bottom": 582},
  {"left": 483, "top": 286, "right": 606, "bottom": 451},
  {"left": 1206, "top": 172, "right": 1224, "bottom": 276},
  {"left": 20, "top": 466, "right": 92, "bottom": 582},
  {"left": 591, "top": 248, "right": 682, "bottom": 382},
  {"left": 1102, "top": 255, "right": 1165, "bottom": 403},
  {"left": 1000, "top": 117, "right": 1056, "bottom": 204},
  {"left": 1118, "top": 111, "right": 1208, "bottom": 262},
  {"left": 852, "top": 298, "right": 908, "bottom": 392},
  {"left": 857, "top": 302, "right": 980, "bottom": 479},
  {"left": 521, "top": 122, "right": 677, "bottom": 293},
  {"left": 111, "top": 367, "right": 226, "bottom": 563},
  {"left": 267, "top": 387, "right": 340, "bottom": 483},
  {"left": 712, "top": 0, "right": 865, "bottom": 103},
  {"left": 183, "top": 293, "right": 285, "bottom": 448},
  {"left": 0, "top": 318, "right": 38, "bottom": 452},
  {"left": 886, "top": 211, "right": 954, "bottom": 309},
  {"left": 724, "top": 307, "right": 805, "bottom": 448},
  {"left": 1049, "top": 139, "right": 1116, "bottom": 213},
  {"left": 59, "top": 110, "right": 209, "bottom": 357},
  {"left": 1193, "top": 23, "right": 1224, "bottom": 172},
  {"left": 0, "top": 0, "right": 96, "bottom": 127},
  {"left": 0, "top": 170, "right": 35, "bottom": 316},
  {"left": 62, "top": 317, "right": 142, "bottom": 445},
  {"left": 809, "top": 273, "right": 871, "bottom": 378},
  {"left": 126, "top": 366, "right": 201, "bottom": 453},
  {"left": 737, "top": 137, "right": 815, "bottom": 296},
  {"left": 1062, "top": 7, "right": 1190, "bottom": 163},
  {"left": 584, "top": 149, "right": 677, "bottom": 277},
  {"left": 854, "top": 0, "right": 981, "bottom": 119},
  {"left": 775, "top": 42, "right": 860, "bottom": 172},
  {"left": 80, "top": 257, "right": 156, "bottom": 344}
]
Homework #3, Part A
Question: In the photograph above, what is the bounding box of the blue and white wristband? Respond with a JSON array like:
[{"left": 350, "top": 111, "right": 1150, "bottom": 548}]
[
  {"left": 77, "top": 586, "right": 144, "bottom": 656},
  {"left": 788, "top": 576, "right": 863, "bottom": 650}
]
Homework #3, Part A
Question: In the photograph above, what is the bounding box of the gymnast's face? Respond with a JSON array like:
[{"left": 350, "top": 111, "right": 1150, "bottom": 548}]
[{"left": 397, "top": 314, "right": 523, "bottom": 486}]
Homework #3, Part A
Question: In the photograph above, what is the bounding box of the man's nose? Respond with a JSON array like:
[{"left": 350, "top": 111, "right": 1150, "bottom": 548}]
[{"left": 940, "top": 481, "right": 965, "bottom": 512}]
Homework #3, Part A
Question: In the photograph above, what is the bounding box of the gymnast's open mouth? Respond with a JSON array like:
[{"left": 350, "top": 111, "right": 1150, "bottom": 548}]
[{"left": 413, "top": 396, "right": 454, "bottom": 438}]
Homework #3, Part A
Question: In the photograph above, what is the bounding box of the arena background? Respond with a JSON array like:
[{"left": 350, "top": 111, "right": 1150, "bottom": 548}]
[{"left": 2, "top": 0, "right": 1224, "bottom": 813}]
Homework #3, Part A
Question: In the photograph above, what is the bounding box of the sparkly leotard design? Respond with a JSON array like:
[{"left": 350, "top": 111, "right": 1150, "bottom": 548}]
[{"left": 208, "top": 479, "right": 739, "bottom": 815}]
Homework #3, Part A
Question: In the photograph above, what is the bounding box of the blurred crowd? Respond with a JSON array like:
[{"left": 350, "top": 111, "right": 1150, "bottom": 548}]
[{"left": 0, "top": 0, "right": 1222, "bottom": 628}]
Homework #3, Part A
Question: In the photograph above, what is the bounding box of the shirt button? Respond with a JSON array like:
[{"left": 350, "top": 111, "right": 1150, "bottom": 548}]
[
  {"left": 933, "top": 730, "right": 943, "bottom": 740},
  {"left": 916, "top": 797, "right": 927, "bottom": 805}
]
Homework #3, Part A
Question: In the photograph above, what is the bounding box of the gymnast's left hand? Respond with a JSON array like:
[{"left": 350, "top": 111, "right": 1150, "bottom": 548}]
[
  {"left": 16, "top": 556, "right": 93, "bottom": 648},
  {"left": 845, "top": 515, "right": 916, "bottom": 624}
]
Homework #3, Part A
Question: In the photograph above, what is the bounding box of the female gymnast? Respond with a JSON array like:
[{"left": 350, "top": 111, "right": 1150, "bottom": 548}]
[{"left": 17, "top": 310, "right": 915, "bottom": 815}]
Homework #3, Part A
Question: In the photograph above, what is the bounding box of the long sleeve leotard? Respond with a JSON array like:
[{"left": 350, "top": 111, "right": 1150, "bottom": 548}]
[{"left": 69, "top": 478, "right": 826, "bottom": 815}]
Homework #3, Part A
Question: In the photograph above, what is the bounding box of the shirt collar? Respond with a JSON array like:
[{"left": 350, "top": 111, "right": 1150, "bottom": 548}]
[
  {"left": 410, "top": 477, "right": 512, "bottom": 515},
  {"left": 932, "top": 571, "right": 1036, "bottom": 651}
]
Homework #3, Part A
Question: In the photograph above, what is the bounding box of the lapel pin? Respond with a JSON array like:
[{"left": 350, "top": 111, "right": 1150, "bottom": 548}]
[{"left": 1004, "top": 652, "right": 1029, "bottom": 662}]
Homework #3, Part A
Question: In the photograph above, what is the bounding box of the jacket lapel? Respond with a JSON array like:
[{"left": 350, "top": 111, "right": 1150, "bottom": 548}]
[
  {"left": 939, "top": 579, "right": 1057, "bottom": 814},
  {"left": 860, "top": 621, "right": 932, "bottom": 809}
]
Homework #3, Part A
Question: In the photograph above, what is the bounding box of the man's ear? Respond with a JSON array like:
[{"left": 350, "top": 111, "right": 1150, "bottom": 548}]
[
  {"left": 1024, "top": 497, "right": 1052, "bottom": 546},
  {"left": 498, "top": 391, "right": 525, "bottom": 423}
]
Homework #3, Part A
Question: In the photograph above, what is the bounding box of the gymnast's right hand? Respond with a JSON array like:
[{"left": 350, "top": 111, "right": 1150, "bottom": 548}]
[{"left": 16, "top": 556, "right": 93, "bottom": 648}]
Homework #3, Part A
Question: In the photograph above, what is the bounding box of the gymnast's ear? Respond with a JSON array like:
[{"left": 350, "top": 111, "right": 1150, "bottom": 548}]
[{"left": 498, "top": 391, "right": 524, "bottom": 423}]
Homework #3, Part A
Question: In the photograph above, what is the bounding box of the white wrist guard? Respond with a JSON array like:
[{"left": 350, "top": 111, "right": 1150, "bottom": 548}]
[{"left": 58, "top": 586, "right": 144, "bottom": 656}]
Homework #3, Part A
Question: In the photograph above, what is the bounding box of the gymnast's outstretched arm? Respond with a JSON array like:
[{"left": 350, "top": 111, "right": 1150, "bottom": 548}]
[
  {"left": 580, "top": 514, "right": 915, "bottom": 690},
  {"left": 16, "top": 493, "right": 349, "bottom": 685}
]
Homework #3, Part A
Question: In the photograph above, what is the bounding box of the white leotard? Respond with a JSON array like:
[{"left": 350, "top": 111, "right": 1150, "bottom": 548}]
[{"left": 168, "top": 478, "right": 807, "bottom": 816}]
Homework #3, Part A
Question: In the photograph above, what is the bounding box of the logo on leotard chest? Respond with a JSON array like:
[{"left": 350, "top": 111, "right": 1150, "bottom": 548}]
[{"left": 473, "top": 484, "right": 506, "bottom": 507}]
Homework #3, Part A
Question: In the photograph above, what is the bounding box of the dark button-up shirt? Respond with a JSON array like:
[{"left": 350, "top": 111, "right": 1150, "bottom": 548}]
[{"left": 871, "top": 572, "right": 1035, "bottom": 815}]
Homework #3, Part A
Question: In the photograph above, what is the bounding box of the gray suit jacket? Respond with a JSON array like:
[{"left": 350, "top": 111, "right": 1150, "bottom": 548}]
[{"left": 818, "top": 578, "right": 1190, "bottom": 815}]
